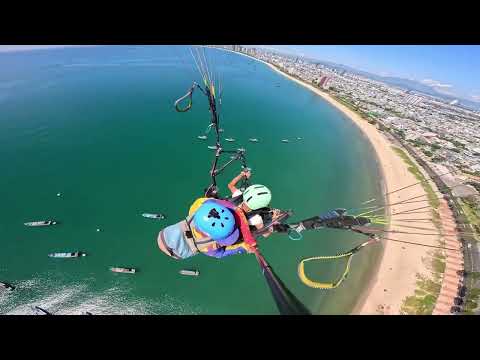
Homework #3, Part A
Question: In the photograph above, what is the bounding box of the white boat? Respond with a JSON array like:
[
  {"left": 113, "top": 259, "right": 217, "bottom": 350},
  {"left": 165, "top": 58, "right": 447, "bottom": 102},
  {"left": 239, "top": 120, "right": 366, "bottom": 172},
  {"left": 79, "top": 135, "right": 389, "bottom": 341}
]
[
  {"left": 208, "top": 146, "right": 218, "bottom": 150},
  {"left": 142, "top": 213, "right": 165, "bottom": 220},
  {"left": 296, "top": 137, "right": 303, "bottom": 140},
  {"left": 24, "top": 220, "right": 57, "bottom": 227},
  {"left": 110, "top": 267, "right": 136, "bottom": 274},
  {"left": 197, "top": 135, "right": 207, "bottom": 140},
  {"left": 281, "top": 139, "right": 290, "bottom": 143},
  {"left": 225, "top": 138, "right": 235, "bottom": 142},
  {"left": 218, "top": 128, "right": 224, "bottom": 133},
  {"left": 180, "top": 269, "right": 199, "bottom": 277},
  {"left": 249, "top": 138, "right": 259, "bottom": 142},
  {"left": 48, "top": 252, "right": 86, "bottom": 258},
  {"left": 0, "top": 282, "right": 14, "bottom": 292}
]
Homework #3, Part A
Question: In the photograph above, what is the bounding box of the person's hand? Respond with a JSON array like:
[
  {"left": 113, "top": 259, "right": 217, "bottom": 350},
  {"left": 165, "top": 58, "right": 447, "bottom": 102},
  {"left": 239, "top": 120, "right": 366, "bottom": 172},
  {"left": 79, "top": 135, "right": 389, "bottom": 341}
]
[
  {"left": 242, "top": 170, "right": 251, "bottom": 179},
  {"left": 272, "top": 209, "right": 283, "bottom": 221}
]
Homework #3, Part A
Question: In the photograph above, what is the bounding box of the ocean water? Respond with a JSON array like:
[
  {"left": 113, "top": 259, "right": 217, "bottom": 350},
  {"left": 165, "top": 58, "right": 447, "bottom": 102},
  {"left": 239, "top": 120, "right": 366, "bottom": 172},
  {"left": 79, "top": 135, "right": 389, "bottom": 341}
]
[{"left": 0, "top": 46, "right": 383, "bottom": 314}]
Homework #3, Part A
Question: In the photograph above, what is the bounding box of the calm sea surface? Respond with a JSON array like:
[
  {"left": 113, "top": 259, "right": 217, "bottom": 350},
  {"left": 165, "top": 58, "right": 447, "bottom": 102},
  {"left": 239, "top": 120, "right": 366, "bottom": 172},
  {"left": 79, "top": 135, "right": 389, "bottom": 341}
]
[{"left": 0, "top": 46, "right": 383, "bottom": 314}]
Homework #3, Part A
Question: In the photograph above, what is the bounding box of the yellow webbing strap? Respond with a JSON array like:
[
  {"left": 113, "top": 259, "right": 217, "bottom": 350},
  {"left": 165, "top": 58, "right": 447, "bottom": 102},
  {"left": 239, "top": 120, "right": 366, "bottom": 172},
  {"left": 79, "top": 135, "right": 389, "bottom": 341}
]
[
  {"left": 297, "top": 238, "right": 379, "bottom": 290},
  {"left": 297, "top": 251, "right": 355, "bottom": 289}
]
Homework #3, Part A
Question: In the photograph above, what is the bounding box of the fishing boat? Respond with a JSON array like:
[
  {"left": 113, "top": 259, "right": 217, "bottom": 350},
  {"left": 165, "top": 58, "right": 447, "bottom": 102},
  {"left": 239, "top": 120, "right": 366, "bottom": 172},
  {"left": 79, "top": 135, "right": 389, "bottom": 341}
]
[
  {"left": 24, "top": 220, "right": 57, "bottom": 227},
  {"left": 281, "top": 139, "right": 290, "bottom": 143},
  {"left": 179, "top": 269, "right": 199, "bottom": 277},
  {"left": 48, "top": 252, "right": 86, "bottom": 258},
  {"left": 0, "top": 282, "right": 14, "bottom": 292},
  {"left": 208, "top": 145, "right": 218, "bottom": 150},
  {"left": 197, "top": 135, "right": 207, "bottom": 140},
  {"left": 296, "top": 137, "right": 303, "bottom": 140},
  {"left": 142, "top": 213, "right": 165, "bottom": 220},
  {"left": 225, "top": 138, "right": 235, "bottom": 142},
  {"left": 248, "top": 138, "right": 259, "bottom": 142},
  {"left": 110, "top": 267, "right": 136, "bottom": 274}
]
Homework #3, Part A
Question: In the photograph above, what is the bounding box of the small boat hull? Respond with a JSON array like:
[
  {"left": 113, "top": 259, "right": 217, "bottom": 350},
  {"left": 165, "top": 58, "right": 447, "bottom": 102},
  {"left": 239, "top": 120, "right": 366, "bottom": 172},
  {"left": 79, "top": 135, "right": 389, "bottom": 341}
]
[
  {"left": 48, "top": 252, "right": 86, "bottom": 258},
  {"left": 24, "top": 220, "right": 57, "bottom": 227},
  {"left": 110, "top": 267, "right": 136, "bottom": 274},
  {"left": 180, "top": 269, "right": 199, "bottom": 277},
  {"left": 142, "top": 213, "right": 165, "bottom": 220}
]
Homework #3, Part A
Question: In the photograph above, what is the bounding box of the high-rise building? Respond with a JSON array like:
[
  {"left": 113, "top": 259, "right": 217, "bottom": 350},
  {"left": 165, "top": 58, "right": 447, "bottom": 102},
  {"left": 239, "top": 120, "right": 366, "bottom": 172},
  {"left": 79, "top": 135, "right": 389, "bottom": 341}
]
[
  {"left": 405, "top": 95, "right": 422, "bottom": 106},
  {"left": 318, "top": 76, "right": 330, "bottom": 88}
]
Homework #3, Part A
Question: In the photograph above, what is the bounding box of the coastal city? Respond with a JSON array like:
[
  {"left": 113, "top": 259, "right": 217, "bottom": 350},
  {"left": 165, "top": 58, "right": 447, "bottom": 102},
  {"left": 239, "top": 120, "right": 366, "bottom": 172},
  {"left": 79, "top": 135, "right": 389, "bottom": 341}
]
[
  {"left": 216, "top": 45, "right": 480, "bottom": 220},
  {"left": 2, "top": 45, "right": 480, "bottom": 316},
  {"left": 214, "top": 45, "right": 480, "bottom": 315}
]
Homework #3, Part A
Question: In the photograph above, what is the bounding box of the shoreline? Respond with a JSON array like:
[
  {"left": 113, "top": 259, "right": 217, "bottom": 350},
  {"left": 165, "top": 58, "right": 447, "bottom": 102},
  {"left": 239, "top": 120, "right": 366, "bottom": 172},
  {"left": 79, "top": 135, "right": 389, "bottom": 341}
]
[{"left": 229, "top": 49, "right": 438, "bottom": 314}]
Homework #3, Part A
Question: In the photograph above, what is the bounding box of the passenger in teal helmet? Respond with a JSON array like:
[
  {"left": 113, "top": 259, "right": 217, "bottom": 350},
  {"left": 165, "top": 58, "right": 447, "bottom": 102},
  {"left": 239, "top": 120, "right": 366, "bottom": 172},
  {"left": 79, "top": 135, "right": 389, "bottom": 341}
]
[
  {"left": 228, "top": 169, "right": 285, "bottom": 238},
  {"left": 192, "top": 200, "right": 239, "bottom": 243}
]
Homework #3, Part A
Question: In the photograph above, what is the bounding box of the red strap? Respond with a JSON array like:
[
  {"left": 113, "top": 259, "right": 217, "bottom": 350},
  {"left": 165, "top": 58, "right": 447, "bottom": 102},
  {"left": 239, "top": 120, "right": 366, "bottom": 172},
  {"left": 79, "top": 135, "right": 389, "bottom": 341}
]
[
  {"left": 215, "top": 199, "right": 257, "bottom": 247},
  {"left": 233, "top": 208, "right": 257, "bottom": 247}
]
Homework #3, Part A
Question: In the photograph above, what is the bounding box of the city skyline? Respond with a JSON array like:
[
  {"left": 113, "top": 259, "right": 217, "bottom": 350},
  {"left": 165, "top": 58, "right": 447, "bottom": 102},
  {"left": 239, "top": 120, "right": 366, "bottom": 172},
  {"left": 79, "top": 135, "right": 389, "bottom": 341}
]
[{"left": 260, "top": 45, "right": 480, "bottom": 104}]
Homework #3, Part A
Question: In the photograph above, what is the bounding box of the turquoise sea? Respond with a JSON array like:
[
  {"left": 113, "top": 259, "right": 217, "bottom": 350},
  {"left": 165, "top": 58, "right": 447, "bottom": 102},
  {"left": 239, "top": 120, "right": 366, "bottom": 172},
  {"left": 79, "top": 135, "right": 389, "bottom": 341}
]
[{"left": 0, "top": 46, "right": 383, "bottom": 314}]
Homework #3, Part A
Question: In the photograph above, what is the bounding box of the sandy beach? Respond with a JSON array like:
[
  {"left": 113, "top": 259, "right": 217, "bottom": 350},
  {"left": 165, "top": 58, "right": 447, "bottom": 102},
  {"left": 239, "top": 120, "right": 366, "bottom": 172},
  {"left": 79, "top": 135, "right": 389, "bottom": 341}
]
[{"left": 235, "top": 51, "right": 442, "bottom": 314}]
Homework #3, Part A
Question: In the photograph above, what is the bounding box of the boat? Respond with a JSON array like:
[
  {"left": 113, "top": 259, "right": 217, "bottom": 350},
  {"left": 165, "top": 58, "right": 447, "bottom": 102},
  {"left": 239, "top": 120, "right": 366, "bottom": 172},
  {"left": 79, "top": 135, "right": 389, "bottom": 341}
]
[
  {"left": 281, "top": 139, "right": 290, "bottom": 143},
  {"left": 0, "top": 282, "right": 14, "bottom": 292},
  {"left": 179, "top": 269, "right": 200, "bottom": 277},
  {"left": 110, "top": 267, "right": 136, "bottom": 274},
  {"left": 237, "top": 148, "right": 246, "bottom": 152},
  {"left": 296, "top": 137, "right": 303, "bottom": 140},
  {"left": 249, "top": 138, "right": 259, "bottom": 142},
  {"left": 24, "top": 220, "right": 57, "bottom": 227},
  {"left": 225, "top": 138, "right": 235, "bottom": 142},
  {"left": 33, "top": 306, "right": 52, "bottom": 315},
  {"left": 142, "top": 213, "right": 165, "bottom": 220},
  {"left": 218, "top": 128, "right": 224, "bottom": 133},
  {"left": 197, "top": 135, "right": 207, "bottom": 140},
  {"left": 208, "top": 146, "right": 218, "bottom": 150},
  {"left": 83, "top": 311, "right": 93, "bottom": 315},
  {"left": 48, "top": 252, "right": 86, "bottom": 258}
]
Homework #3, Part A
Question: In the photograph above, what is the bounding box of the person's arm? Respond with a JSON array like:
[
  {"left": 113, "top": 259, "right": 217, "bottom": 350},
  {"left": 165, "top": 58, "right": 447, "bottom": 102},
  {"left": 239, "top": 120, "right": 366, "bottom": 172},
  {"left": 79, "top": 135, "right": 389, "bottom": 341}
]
[
  {"left": 227, "top": 170, "right": 251, "bottom": 195},
  {"left": 249, "top": 215, "right": 272, "bottom": 238},
  {"left": 255, "top": 209, "right": 284, "bottom": 238}
]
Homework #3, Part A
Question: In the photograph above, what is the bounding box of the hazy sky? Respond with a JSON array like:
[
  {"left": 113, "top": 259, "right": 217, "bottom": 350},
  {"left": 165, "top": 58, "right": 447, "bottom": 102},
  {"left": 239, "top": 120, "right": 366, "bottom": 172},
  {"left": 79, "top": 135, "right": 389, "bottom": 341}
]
[
  {"left": 263, "top": 45, "right": 480, "bottom": 103},
  {"left": 0, "top": 45, "right": 80, "bottom": 53},
  {"left": 1, "top": 45, "right": 478, "bottom": 103}
]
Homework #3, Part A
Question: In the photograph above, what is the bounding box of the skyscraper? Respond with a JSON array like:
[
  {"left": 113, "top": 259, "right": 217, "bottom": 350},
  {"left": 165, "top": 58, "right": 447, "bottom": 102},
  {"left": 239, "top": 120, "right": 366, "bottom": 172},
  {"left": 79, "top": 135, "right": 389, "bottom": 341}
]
[{"left": 318, "top": 76, "right": 330, "bottom": 88}]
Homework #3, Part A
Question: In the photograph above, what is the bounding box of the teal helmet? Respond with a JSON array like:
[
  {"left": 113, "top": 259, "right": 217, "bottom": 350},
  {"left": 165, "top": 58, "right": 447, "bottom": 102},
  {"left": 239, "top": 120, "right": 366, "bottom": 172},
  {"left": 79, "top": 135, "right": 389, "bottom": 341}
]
[{"left": 243, "top": 184, "right": 272, "bottom": 210}]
